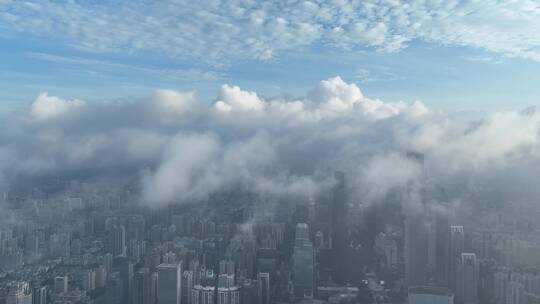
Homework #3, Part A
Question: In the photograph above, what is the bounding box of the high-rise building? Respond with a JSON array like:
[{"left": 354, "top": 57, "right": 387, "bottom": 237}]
[
  {"left": 157, "top": 262, "right": 182, "bottom": 304},
  {"left": 257, "top": 272, "right": 270, "bottom": 304},
  {"left": 217, "top": 286, "right": 240, "bottom": 304},
  {"left": 32, "top": 286, "right": 47, "bottom": 304},
  {"left": 54, "top": 276, "right": 68, "bottom": 294},
  {"left": 191, "top": 285, "right": 215, "bottom": 304},
  {"left": 240, "top": 279, "right": 258, "bottom": 304},
  {"left": 404, "top": 151, "right": 429, "bottom": 287},
  {"left": 295, "top": 223, "right": 310, "bottom": 245},
  {"left": 218, "top": 274, "right": 235, "bottom": 289},
  {"left": 134, "top": 267, "right": 153, "bottom": 304},
  {"left": 293, "top": 223, "right": 314, "bottom": 299},
  {"left": 456, "top": 253, "right": 478, "bottom": 304},
  {"left": 216, "top": 273, "right": 240, "bottom": 304},
  {"left": 191, "top": 268, "right": 216, "bottom": 304},
  {"left": 404, "top": 213, "right": 429, "bottom": 287},
  {"left": 151, "top": 272, "right": 159, "bottom": 304},
  {"left": 106, "top": 272, "right": 123, "bottom": 304},
  {"left": 116, "top": 258, "right": 134, "bottom": 304},
  {"left": 164, "top": 252, "right": 177, "bottom": 264},
  {"left": 182, "top": 270, "right": 194, "bottom": 304},
  {"left": 331, "top": 172, "right": 348, "bottom": 284},
  {"left": 448, "top": 226, "right": 465, "bottom": 290},
  {"left": 7, "top": 281, "right": 32, "bottom": 304},
  {"left": 109, "top": 225, "right": 127, "bottom": 257},
  {"left": 219, "top": 260, "right": 235, "bottom": 276},
  {"left": 434, "top": 206, "right": 450, "bottom": 286},
  {"left": 82, "top": 269, "right": 96, "bottom": 291},
  {"left": 95, "top": 265, "right": 107, "bottom": 288}
]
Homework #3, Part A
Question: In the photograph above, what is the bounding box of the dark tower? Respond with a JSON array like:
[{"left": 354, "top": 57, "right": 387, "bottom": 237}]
[{"left": 331, "top": 171, "right": 348, "bottom": 283}]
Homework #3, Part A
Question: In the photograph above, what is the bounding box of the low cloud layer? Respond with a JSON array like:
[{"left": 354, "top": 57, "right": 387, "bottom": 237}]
[{"left": 1, "top": 76, "right": 540, "bottom": 209}]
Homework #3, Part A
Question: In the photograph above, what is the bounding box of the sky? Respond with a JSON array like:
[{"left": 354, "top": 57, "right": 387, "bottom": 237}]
[
  {"left": 1, "top": 0, "right": 540, "bottom": 113},
  {"left": 2, "top": 1, "right": 540, "bottom": 209}
]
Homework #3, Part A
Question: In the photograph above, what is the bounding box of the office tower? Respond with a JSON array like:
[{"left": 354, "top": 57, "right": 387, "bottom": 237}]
[
  {"left": 117, "top": 258, "right": 134, "bottom": 304},
  {"left": 7, "top": 281, "right": 32, "bottom": 304},
  {"left": 257, "top": 272, "right": 270, "bottom": 304},
  {"left": 182, "top": 270, "right": 194, "bottom": 304},
  {"left": 219, "top": 260, "right": 235, "bottom": 275},
  {"left": 192, "top": 270, "right": 216, "bottom": 304},
  {"left": 191, "top": 285, "right": 215, "bottom": 304},
  {"left": 134, "top": 267, "right": 152, "bottom": 304},
  {"left": 128, "top": 239, "right": 146, "bottom": 263},
  {"left": 106, "top": 272, "right": 123, "bottom": 304},
  {"left": 157, "top": 262, "right": 182, "bottom": 304},
  {"left": 32, "top": 286, "right": 47, "bottom": 304},
  {"left": 314, "top": 231, "right": 324, "bottom": 251},
  {"left": 240, "top": 279, "right": 258, "bottom": 304},
  {"left": 435, "top": 206, "right": 450, "bottom": 286},
  {"left": 403, "top": 151, "right": 430, "bottom": 287},
  {"left": 164, "top": 252, "right": 177, "bottom": 264},
  {"left": 374, "top": 232, "right": 398, "bottom": 269},
  {"left": 109, "top": 225, "right": 127, "bottom": 256},
  {"left": 293, "top": 223, "right": 314, "bottom": 299},
  {"left": 217, "top": 273, "right": 240, "bottom": 304},
  {"left": 95, "top": 265, "right": 107, "bottom": 288},
  {"left": 217, "top": 286, "right": 240, "bottom": 304},
  {"left": 449, "top": 226, "right": 465, "bottom": 290},
  {"left": 54, "top": 276, "right": 68, "bottom": 294},
  {"left": 218, "top": 274, "right": 235, "bottom": 289},
  {"left": 82, "top": 269, "right": 96, "bottom": 291},
  {"left": 331, "top": 171, "right": 348, "bottom": 283},
  {"left": 104, "top": 253, "right": 114, "bottom": 274},
  {"left": 151, "top": 272, "right": 159, "bottom": 304},
  {"left": 408, "top": 286, "right": 454, "bottom": 304},
  {"left": 295, "top": 223, "right": 310, "bottom": 244},
  {"left": 404, "top": 213, "right": 429, "bottom": 287},
  {"left": 456, "top": 253, "right": 478, "bottom": 304}
]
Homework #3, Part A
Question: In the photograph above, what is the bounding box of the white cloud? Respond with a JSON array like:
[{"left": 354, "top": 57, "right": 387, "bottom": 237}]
[
  {"left": 145, "top": 89, "right": 197, "bottom": 124},
  {"left": 2, "top": 1, "right": 540, "bottom": 63},
  {"left": 4, "top": 76, "right": 540, "bottom": 209},
  {"left": 30, "top": 92, "right": 85, "bottom": 120},
  {"left": 214, "top": 84, "right": 266, "bottom": 112}
]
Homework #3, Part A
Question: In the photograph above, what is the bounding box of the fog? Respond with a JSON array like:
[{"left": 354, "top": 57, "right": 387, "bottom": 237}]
[{"left": 1, "top": 76, "right": 539, "bottom": 211}]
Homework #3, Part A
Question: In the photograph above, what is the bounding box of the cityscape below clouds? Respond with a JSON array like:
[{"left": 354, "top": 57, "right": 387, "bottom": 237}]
[{"left": 1, "top": 1, "right": 540, "bottom": 304}]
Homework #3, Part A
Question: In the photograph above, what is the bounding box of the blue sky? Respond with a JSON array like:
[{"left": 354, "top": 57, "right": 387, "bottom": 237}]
[{"left": 1, "top": 0, "right": 540, "bottom": 113}]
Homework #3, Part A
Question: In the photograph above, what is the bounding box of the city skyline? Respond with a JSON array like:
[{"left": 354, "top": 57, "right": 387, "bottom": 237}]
[{"left": 1, "top": 1, "right": 540, "bottom": 304}]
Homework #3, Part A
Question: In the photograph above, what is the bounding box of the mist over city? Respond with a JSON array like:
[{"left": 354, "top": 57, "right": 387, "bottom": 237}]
[{"left": 1, "top": 1, "right": 540, "bottom": 304}]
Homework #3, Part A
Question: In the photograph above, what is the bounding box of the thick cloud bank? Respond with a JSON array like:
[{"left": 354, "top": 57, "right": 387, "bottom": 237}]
[{"left": 1, "top": 76, "right": 539, "bottom": 209}]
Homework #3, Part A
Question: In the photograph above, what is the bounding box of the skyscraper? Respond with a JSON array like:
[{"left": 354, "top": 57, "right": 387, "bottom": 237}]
[
  {"left": 182, "top": 270, "right": 194, "bottom": 304},
  {"left": 331, "top": 171, "right": 348, "bottom": 284},
  {"left": 456, "top": 253, "right": 478, "bottom": 304},
  {"left": 32, "top": 286, "right": 47, "bottom": 304},
  {"left": 157, "top": 262, "right": 182, "bottom": 304},
  {"left": 293, "top": 223, "right": 314, "bottom": 299},
  {"left": 404, "top": 151, "right": 429, "bottom": 287},
  {"left": 449, "top": 226, "right": 465, "bottom": 290},
  {"left": 7, "top": 281, "right": 32, "bottom": 304},
  {"left": 404, "top": 213, "right": 429, "bottom": 287},
  {"left": 54, "top": 276, "right": 68, "bottom": 294},
  {"left": 217, "top": 273, "right": 240, "bottom": 304},
  {"left": 257, "top": 272, "right": 270, "bottom": 304},
  {"left": 219, "top": 260, "right": 235, "bottom": 276},
  {"left": 109, "top": 225, "right": 127, "bottom": 257},
  {"left": 134, "top": 267, "right": 152, "bottom": 304}
]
